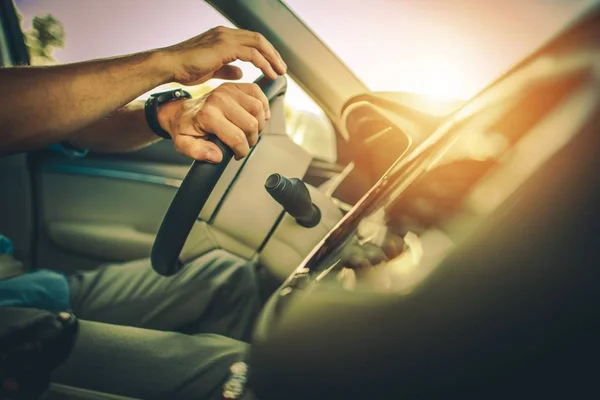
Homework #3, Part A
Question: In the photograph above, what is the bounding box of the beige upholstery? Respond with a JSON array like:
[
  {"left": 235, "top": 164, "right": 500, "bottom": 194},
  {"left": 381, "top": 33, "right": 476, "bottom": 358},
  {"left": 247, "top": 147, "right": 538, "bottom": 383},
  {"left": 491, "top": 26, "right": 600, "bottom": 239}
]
[
  {"left": 182, "top": 132, "right": 344, "bottom": 278},
  {"left": 260, "top": 184, "right": 344, "bottom": 280}
]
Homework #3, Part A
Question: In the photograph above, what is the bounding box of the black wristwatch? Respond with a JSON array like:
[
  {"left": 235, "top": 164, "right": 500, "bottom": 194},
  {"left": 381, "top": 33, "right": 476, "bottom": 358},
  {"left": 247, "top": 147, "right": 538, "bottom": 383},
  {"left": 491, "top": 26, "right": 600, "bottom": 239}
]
[{"left": 144, "top": 89, "right": 191, "bottom": 139}]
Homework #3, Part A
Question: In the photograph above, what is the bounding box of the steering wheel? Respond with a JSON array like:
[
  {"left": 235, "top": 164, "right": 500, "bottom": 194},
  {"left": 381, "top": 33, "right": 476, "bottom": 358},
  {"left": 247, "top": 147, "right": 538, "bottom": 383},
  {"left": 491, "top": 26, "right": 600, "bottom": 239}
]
[{"left": 151, "top": 75, "right": 287, "bottom": 276}]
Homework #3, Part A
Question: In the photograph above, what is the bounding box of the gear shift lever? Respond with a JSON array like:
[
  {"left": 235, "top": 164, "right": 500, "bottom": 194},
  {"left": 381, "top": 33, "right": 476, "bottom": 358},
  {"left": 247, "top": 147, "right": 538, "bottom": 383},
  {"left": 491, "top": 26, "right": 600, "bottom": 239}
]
[{"left": 265, "top": 173, "right": 321, "bottom": 228}]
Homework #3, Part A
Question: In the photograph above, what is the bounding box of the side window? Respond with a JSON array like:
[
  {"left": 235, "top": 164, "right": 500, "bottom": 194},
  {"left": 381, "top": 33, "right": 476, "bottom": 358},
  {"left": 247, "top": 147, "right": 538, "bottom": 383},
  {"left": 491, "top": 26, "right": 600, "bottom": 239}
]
[
  {"left": 0, "top": 18, "right": 10, "bottom": 66},
  {"left": 285, "top": 78, "right": 337, "bottom": 163},
  {"left": 0, "top": 16, "right": 10, "bottom": 66},
  {"left": 14, "top": 0, "right": 337, "bottom": 163}
]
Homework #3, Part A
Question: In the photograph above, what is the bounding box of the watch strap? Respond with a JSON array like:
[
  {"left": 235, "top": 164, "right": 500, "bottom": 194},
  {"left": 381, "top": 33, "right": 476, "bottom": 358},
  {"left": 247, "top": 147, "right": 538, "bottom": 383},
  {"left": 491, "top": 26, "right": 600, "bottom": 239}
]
[{"left": 145, "top": 89, "right": 191, "bottom": 139}]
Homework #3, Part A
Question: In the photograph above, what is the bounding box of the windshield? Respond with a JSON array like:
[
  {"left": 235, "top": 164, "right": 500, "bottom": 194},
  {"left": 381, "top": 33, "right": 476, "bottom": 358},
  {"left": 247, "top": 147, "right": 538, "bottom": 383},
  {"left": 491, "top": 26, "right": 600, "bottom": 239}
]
[
  {"left": 285, "top": 0, "right": 597, "bottom": 100},
  {"left": 302, "top": 44, "right": 598, "bottom": 293}
]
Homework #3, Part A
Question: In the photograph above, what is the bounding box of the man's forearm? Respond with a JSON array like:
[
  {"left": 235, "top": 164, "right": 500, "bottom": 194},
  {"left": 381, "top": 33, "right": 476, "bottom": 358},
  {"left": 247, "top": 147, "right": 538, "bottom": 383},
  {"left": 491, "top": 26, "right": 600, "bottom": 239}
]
[
  {"left": 0, "top": 51, "right": 170, "bottom": 154},
  {"left": 67, "top": 100, "right": 157, "bottom": 153},
  {"left": 0, "top": 26, "right": 286, "bottom": 159}
]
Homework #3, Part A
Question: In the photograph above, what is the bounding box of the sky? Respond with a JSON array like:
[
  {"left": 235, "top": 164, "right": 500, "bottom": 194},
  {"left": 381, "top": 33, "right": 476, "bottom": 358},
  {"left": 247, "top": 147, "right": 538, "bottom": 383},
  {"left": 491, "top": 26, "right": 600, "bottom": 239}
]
[
  {"left": 15, "top": 0, "right": 599, "bottom": 103},
  {"left": 285, "top": 0, "right": 598, "bottom": 98}
]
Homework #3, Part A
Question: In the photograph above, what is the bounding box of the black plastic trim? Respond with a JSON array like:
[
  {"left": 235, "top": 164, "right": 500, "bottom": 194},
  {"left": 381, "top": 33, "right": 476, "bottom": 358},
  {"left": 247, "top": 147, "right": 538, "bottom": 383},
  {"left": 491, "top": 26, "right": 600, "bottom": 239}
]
[{"left": 0, "top": 0, "right": 30, "bottom": 65}]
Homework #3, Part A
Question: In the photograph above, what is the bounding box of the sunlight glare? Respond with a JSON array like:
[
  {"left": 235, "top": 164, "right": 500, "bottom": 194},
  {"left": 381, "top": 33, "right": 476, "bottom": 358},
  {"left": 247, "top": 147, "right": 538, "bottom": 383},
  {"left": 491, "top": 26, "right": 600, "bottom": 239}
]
[{"left": 416, "top": 56, "right": 466, "bottom": 99}]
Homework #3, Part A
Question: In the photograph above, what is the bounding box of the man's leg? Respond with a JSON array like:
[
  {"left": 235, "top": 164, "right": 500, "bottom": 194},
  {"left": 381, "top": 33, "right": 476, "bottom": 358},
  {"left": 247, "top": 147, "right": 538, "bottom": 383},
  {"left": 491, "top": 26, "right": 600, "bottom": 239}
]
[
  {"left": 68, "top": 249, "right": 262, "bottom": 341},
  {"left": 52, "top": 249, "right": 261, "bottom": 399},
  {"left": 53, "top": 320, "right": 247, "bottom": 400}
]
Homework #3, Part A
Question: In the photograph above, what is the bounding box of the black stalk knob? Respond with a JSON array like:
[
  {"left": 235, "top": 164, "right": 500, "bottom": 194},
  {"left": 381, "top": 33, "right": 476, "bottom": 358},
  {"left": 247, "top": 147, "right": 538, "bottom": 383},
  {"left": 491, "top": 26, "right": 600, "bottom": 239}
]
[{"left": 265, "top": 173, "right": 321, "bottom": 228}]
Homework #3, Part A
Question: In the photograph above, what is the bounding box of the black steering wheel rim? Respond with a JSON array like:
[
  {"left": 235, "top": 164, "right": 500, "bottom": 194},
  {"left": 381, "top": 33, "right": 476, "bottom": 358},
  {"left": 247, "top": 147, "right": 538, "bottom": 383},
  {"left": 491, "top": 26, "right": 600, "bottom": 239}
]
[{"left": 151, "top": 75, "right": 287, "bottom": 276}]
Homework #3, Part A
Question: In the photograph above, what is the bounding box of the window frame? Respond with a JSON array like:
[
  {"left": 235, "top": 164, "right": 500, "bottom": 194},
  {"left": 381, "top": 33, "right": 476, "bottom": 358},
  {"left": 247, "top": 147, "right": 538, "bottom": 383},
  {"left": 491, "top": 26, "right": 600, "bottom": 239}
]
[{"left": 0, "top": 0, "right": 29, "bottom": 66}]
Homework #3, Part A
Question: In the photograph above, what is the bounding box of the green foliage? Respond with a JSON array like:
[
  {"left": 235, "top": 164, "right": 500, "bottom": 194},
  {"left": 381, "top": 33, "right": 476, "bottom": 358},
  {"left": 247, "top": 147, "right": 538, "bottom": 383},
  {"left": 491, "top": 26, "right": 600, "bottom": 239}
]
[
  {"left": 32, "top": 15, "right": 64, "bottom": 52},
  {"left": 23, "top": 13, "right": 65, "bottom": 65}
]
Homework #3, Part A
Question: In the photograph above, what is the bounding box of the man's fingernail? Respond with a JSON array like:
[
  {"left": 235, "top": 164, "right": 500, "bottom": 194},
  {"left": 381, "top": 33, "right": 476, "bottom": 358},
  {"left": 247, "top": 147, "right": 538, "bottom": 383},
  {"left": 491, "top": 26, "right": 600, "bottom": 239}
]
[
  {"left": 266, "top": 109, "right": 271, "bottom": 119},
  {"left": 206, "top": 149, "right": 221, "bottom": 164}
]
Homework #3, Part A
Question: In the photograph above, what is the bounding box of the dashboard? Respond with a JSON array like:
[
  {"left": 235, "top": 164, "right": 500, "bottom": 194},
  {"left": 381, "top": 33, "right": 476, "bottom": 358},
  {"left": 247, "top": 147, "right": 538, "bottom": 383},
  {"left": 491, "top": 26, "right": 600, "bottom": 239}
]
[{"left": 289, "top": 48, "right": 600, "bottom": 296}]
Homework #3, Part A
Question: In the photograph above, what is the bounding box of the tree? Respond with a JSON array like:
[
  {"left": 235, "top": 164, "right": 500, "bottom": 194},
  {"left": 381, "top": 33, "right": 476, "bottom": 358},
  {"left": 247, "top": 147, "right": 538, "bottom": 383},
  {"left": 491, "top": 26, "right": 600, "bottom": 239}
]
[{"left": 23, "top": 13, "right": 65, "bottom": 65}]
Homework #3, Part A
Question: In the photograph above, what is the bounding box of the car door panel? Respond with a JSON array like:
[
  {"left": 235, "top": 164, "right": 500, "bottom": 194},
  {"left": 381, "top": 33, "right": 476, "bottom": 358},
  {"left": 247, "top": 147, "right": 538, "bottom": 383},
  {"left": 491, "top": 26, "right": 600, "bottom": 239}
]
[{"left": 37, "top": 155, "right": 182, "bottom": 272}]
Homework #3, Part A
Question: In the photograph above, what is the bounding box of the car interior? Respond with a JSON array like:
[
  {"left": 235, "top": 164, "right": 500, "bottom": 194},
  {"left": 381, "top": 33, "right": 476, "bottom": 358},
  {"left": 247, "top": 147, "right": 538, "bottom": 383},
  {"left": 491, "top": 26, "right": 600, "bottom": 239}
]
[{"left": 1, "top": 0, "right": 599, "bottom": 399}]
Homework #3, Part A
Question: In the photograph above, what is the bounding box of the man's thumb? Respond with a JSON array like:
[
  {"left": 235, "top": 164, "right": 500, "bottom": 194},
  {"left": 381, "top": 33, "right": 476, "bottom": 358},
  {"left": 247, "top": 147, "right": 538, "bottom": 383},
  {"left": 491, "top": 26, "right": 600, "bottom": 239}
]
[{"left": 212, "top": 64, "right": 243, "bottom": 81}]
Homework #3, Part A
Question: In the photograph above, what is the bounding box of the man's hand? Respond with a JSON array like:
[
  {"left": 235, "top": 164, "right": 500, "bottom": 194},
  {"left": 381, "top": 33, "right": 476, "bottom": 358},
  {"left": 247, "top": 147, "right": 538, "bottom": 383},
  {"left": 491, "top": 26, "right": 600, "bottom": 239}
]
[
  {"left": 160, "top": 26, "right": 287, "bottom": 85},
  {"left": 154, "top": 27, "right": 285, "bottom": 162},
  {"left": 158, "top": 82, "right": 269, "bottom": 162}
]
